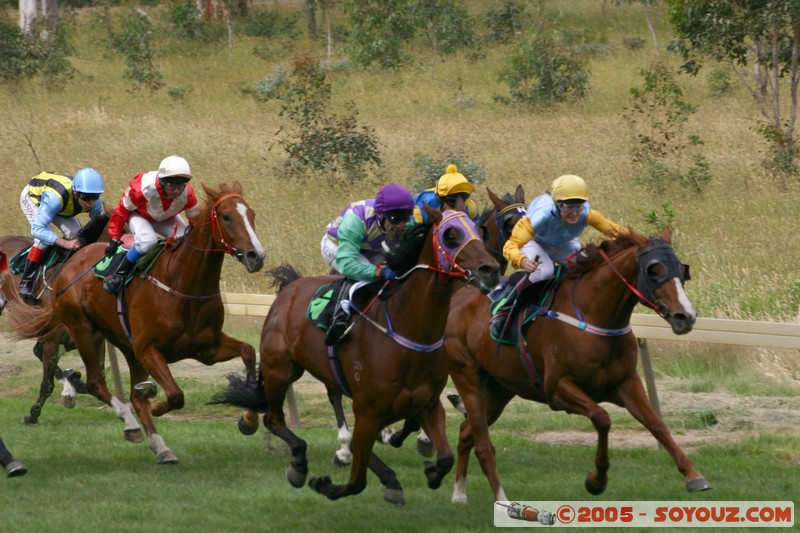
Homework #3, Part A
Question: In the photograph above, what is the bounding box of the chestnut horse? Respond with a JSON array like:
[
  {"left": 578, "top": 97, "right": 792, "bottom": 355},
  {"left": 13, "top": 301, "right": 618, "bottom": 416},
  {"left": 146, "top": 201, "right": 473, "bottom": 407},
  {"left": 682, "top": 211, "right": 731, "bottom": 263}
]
[
  {"left": 445, "top": 227, "right": 711, "bottom": 503},
  {"left": 0, "top": 212, "right": 110, "bottom": 423},
  {"left": 212, "top": 209, "right": 500, "bottom": 503},
  {"left": 6, "top": 182, "right": 265, "bottom": 464},
  {"left": 325, "top": 186, "right": 529, "bottom": 466}
]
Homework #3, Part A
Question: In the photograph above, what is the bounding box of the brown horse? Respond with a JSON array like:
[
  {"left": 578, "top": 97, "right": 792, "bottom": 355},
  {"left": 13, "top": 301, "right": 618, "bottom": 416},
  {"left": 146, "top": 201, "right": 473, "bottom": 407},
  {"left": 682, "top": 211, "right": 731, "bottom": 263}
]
[
  {"left": 212, "top": 208, "right": 500, "bottom": 502},
  {"left": 6, "top": 182, "right": 265, "bottom": 464},
  {"left": 325, "top": 186, "right": 529, "bottom": 466},
  {"left": 0, "top": 213, "right": 110, "bottom": 423},
  {"left": 445, "top": 227, "right": 710, "bottom": 503}
]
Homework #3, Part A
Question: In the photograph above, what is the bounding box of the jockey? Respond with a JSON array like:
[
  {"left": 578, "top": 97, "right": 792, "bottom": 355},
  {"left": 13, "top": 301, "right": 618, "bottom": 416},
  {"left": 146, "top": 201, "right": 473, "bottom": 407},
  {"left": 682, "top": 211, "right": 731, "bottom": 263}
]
[
  {"left": 102, "top": 155, "right": 200, "bottom": 294},
  {"left": 18, "top": 168, "right": 105, "bottom": 304},
  {"left": 320, "top": 183, "right": 415, "bottom": 345},
  {"left": 413, "top": 164, "right": 479, "bottom": 224},
  {"left": 503, "top": 174, "right": 626, "bottom": 286},
  {"left": 0, "top": 434, "right": 27, "bottom": 478}
]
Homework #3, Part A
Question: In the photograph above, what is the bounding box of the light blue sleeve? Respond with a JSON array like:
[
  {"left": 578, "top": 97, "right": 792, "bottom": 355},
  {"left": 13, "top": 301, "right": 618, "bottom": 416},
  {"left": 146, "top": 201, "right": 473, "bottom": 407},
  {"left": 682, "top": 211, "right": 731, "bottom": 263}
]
[
  {"left": 30, "top": 191, "right": 62, "bottom": 245},
  {"left": 89, "top": 199, "right": 103, "bottom": 219}
]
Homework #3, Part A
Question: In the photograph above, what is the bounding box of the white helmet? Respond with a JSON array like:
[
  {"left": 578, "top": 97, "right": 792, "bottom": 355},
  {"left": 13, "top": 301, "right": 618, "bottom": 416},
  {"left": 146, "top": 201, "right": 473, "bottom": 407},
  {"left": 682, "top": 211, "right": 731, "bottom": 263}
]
[{"left": 157, "top": 155, "right": 192, "bottom": 182}]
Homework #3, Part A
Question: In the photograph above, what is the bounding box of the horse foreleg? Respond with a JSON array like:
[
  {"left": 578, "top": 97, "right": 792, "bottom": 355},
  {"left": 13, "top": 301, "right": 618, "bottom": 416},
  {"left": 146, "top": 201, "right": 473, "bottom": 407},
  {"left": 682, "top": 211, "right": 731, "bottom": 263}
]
[
  {"left": 127, "top": 348, "right": 179, "bottom": 464},
  {"left": 310, "top": 414, "right": 381, "bottom": 500},
  {"left": 617, "top": 376, "right": 712, "bottom": 492},
  {"left": 328, "top": 391, "right": 352, "bottom": 466},
  {"left": 550, "top": 378, "right": 610, "bottom": 495},
  {"left": 204, "top": 332, "right": 257, "bottom": 381},
  {"left": 368, "top": 452, "right": 405, "bottom": 505},
  {"left": 264, "top": 400, "right": 309, "bottom": 488},
  {"left": 418, "top": 400, "right": 454, "bottom": 491}
]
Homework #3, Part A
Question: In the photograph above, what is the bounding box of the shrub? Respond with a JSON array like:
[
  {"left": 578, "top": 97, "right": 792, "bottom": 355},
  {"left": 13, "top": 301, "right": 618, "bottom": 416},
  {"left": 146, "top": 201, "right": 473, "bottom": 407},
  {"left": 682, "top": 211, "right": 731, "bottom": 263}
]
[
  {"left": 411, "top": 148, "right": 487, "bottom": 192},
  {"left": 484, "top": 0, "right": 526, "bottom": 44}
]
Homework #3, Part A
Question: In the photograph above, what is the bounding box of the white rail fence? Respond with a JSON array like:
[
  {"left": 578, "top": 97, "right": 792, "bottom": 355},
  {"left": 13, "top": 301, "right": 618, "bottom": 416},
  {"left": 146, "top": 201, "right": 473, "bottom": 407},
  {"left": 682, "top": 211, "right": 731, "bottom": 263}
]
[{"left": 217, "top": 292, "right": 800, "bottom": 421}]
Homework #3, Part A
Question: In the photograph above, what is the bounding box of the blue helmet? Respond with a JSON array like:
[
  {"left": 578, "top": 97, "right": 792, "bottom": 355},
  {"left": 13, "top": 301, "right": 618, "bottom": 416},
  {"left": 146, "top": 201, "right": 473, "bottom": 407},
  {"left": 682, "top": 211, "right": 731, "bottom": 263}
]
[{"left": 73, "top": 168, "right": 104, "bottom": 194}]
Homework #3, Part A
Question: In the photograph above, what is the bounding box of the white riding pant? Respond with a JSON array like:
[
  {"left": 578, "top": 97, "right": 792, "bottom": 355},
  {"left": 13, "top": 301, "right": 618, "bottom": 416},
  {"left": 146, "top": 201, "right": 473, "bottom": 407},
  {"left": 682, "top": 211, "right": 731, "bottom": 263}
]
[
  {"left": 521, "top": 238, "right": 581, "bottom": 284},
  {"left": 128, "top": 213, "right": 187, "bottom": 255},
  {"left": 20, "top": 186, "right": 82, "bottom": 251}
]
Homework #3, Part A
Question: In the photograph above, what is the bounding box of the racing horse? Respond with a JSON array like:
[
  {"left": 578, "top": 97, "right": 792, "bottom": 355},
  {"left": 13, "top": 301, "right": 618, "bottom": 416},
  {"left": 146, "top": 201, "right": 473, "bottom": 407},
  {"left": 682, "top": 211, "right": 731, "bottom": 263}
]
[
  {"left": 0, "top": 213, "right": 110, "bottom": 423},
  {"left": 364, "top": 185, "right": 527, "bottom": 457},
  {"left": 6, "top": 181, "right": 265, "bottom": 464},
  {"left": 212, "top": 208, "right": 500, "bottom": 502},
  {"left": 444, "top": 227, "right": 711, "bottom": 503}
]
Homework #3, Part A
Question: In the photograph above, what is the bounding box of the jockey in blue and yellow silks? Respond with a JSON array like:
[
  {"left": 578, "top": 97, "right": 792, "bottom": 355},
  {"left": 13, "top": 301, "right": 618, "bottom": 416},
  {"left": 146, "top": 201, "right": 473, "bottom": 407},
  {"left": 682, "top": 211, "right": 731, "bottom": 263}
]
[{"left": 19, "top": 168, "right": 105, "bottom": 303}]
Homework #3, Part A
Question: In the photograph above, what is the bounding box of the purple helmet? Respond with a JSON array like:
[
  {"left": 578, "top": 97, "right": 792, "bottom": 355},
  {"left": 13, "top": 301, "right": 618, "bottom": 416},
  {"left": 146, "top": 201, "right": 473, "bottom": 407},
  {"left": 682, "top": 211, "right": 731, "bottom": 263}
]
[{"left": 374, "top": 184, "right": 414, "bottom": 212}]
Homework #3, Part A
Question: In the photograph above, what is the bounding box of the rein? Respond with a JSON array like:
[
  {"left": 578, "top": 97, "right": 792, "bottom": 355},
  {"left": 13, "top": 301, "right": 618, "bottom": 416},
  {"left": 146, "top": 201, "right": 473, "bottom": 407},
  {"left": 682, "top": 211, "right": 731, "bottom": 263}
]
[
  {"left": 483, "top": 202, "right": 525, "bottom": 260},
  {"left": 598, "top": 247, "right": 663, "bottom": 315}
]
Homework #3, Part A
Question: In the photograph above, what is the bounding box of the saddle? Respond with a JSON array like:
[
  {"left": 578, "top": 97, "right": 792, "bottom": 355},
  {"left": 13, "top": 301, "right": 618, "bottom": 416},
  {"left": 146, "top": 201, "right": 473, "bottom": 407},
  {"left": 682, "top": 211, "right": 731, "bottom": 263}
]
[
  {"left": 9, "top": 245, "right": 70, "bottom": 275},
  {"left": 92, "top": 238, "right": 165, "bottom": 287},
  {"left": 307, "top": 277, "right": 382, "bottom": 333},
  {"left": 489, "top": 266, "right": 565, "bottom": 345}
]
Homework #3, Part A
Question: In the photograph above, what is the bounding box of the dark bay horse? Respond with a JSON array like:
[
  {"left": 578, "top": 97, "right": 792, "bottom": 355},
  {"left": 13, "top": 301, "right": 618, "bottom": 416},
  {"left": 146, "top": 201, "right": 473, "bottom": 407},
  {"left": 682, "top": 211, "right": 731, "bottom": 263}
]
[
  {"left": 445, "top": 227, "right": 711, "bottom": 503},
  {"left": 0, "top": 213, "right": 110, "bottom": 423},
  {"left": 6, "top": 182, "right": 265, "bottom": 464},
  {"left": 213, "top": 209, "right": 500, "bottom": 502}
]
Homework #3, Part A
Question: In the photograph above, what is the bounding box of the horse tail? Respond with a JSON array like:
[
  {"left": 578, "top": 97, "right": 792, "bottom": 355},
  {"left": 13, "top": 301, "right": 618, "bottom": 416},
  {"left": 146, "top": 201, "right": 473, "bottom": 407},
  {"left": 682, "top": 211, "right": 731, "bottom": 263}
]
[
  {"left": 266, "top": 263, "right": 302, "bottom": 294},
  {"left": 0, "top": 271, "right": 61, "bottom": 340},
  {"left": 208, "top": 371, "right": 268, "bottom": 412}
]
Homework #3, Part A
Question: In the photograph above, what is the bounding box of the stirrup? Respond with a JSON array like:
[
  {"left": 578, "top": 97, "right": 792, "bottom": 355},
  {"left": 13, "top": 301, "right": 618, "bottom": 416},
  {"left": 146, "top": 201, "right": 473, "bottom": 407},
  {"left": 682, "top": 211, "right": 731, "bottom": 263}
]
[{"left": 103, "top": 275, "right": 123, "bottom": 294}]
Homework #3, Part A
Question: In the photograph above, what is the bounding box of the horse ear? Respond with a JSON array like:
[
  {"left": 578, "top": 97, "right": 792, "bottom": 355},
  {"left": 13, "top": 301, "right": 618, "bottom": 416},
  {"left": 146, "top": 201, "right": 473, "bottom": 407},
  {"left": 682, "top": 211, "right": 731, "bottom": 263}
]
[
  {"left": 660, "top": 226, "right": 673, "bottom": 244},
  {"left": 202, "top": 182, "right": 217, "bottom": 201},
  {"left": 487, "top": 187, "right": 503, "bottom": 209},
  {"left": 424, "top": 202, "right": 442, "bottom": 223},
  {"left": 514, "top": 184, "right": 525, "bottom": 204},
  {"left": 231, "top": 181, "right": 243, "bottom": 194}
]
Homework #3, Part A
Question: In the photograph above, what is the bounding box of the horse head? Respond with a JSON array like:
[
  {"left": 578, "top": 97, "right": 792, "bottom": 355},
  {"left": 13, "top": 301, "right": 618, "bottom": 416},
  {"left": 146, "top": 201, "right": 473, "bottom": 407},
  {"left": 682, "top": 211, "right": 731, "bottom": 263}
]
[
  {"left": 635, "top": 227, "right": 696, "bottom": 335},
  {"left": 480, "top": 186, "right": 526, "bottom": 270},
  {"left": 424, "top": 204, "right": 500, "bottom": 293},
  {"left": 199, "top": 181, "right": 266, "bottom": 273}
]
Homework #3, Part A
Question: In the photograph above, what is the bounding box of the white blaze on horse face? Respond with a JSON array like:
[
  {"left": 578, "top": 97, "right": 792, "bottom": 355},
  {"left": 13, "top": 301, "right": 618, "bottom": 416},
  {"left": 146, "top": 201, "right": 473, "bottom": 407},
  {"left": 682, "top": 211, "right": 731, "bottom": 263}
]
[
  {"left": 670, "top": 278, "right": 697, "bottom": 320},
  {"left": 235, "top": 202, "right": 266, "bottom": 258}
]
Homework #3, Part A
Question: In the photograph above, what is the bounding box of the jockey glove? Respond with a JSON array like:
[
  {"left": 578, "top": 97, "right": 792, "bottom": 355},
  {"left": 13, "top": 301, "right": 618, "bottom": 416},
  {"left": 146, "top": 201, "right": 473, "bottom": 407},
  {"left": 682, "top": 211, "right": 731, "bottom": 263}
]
[
  {"left": 105, "top": 239, "right": 120, "bottom": 256},
  {"left": 381, "top": 267, "right": 396, "bottom": 281}
]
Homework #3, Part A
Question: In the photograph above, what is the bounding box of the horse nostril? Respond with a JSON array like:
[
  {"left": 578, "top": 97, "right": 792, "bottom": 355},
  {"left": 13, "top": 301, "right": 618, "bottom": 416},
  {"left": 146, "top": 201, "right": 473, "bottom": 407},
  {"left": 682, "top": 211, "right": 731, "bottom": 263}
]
[{"left": 478, "top": 264, "right": 500, "bottom": 285}]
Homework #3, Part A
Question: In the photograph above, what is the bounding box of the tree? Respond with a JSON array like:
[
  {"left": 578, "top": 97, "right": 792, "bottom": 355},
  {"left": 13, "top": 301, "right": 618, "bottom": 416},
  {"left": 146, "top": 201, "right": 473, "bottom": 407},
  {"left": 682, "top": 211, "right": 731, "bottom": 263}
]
[
  {"left": 667, "top": 0, "right": 800, "bottom": 185},
  {"left": 19, "top": 0, "right": 58, "bottom": 36}
]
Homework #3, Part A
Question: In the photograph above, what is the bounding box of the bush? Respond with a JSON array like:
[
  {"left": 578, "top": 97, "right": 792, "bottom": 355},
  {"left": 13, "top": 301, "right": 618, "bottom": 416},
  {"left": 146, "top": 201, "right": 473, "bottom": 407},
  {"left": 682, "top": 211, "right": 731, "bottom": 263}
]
[
  {"left": 411, "top": 148, "right": 487, "bottom": 192},
  {"left": 0, "top": 19, "right": 75, "bottom": 87},
  {"left": 241, "top": 9, "right": 299, "bottom": 39},
  {"left": 484, "top": 0, "right": 526, "bottom": 44},
  {"left": 495, "top": 25, "right": 589, "bottom": 107}
]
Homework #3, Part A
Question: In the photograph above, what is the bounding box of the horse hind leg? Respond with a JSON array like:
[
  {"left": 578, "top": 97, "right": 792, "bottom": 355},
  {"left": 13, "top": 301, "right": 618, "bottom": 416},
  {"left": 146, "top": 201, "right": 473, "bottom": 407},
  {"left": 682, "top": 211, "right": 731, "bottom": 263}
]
[
  {"left": 419, "top": 401, "right": 454, "bottom": 491},
  {"left": 264, "top": 407, "right": 308, "bottom": 488},
  {"left": 328, "top": 392, "right": 353, "bottom": 466},
  {"left": 24, "top": 339, "right": 62, "bottom": 424}
]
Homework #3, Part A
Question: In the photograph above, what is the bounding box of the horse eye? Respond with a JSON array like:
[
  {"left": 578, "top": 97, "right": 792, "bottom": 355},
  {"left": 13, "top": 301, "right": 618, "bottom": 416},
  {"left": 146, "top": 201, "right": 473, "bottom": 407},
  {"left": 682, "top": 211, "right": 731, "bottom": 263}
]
[
  {"left": 221, "top": 214, "right": 232, "bottom": 222},
  {"left": 646, "top": 262, "right": 666, "bottom": 280},
  {"left": 443, "top": 227, "right": 463, "bottom": 248}
]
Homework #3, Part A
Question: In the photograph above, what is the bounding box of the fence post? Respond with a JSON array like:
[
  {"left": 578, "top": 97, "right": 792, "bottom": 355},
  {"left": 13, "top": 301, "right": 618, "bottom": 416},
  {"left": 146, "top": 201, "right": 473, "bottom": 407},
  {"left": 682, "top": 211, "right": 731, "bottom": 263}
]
[{"left": 638, "top": 338, "right": 661, "bottom": 417}]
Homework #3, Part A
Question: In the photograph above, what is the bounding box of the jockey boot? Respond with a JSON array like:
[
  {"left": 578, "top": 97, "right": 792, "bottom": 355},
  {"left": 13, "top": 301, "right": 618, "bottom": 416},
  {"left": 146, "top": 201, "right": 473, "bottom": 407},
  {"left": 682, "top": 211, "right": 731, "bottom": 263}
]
[
  {"left": 103, "top": 256, "right": 136, "bottom": 294},
  {"left": 325, "top": 281, "right": 353, "bottom": 346},
  {"left": 18, "top": 254, "right": 42, "bottom": 305}
]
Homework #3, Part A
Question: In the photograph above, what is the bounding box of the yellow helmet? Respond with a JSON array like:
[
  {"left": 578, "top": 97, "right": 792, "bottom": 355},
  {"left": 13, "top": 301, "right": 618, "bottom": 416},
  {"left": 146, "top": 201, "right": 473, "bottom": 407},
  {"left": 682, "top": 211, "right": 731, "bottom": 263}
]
[
  {"left": 551, "top": 174, "right": 588, "bottom": 202},
  {"left": 435, "top": 164, "right": 474, "bottom": 197}
]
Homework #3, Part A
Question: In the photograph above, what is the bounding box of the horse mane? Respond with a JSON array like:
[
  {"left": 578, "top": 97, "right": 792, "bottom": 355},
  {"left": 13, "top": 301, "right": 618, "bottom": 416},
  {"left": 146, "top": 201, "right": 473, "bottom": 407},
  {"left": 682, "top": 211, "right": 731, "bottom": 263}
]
[
  {"left": 568, "top": 229, "right": 648, "bottom": 279},
  {"left": 386, "top": 222, "right": 431, "bottom": 275}
]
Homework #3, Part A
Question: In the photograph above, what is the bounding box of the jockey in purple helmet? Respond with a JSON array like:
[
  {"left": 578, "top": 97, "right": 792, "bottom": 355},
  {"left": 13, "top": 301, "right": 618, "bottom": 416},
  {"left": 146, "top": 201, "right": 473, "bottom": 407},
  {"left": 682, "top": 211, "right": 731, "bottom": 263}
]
[{"left": 320, "top": 183, "right": 415, "bottom": 345}]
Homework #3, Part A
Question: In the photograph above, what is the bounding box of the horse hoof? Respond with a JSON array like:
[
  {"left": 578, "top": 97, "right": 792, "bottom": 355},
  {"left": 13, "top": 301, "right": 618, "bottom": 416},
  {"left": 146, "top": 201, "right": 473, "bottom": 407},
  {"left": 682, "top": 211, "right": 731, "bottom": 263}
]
[
  {"left": 332, "top": 453, "right": 351, "bottom": 467},
  {"left": 378, "top": 427, "right": 396, "bottom": 445},
  {"left": 416, "top": 438, "right": 434, "bottom": 458},
  {"left": 286, "top": 465, "right": 306, "bottom": 488},
  {"left": 157, "top": 451, "right": 179, "bottom": 464},
  {"left": 585, "top": 476, "right": 606, "bottom": 495},
  {"left": 384, "top": 488, "right": 405, "bottom": 506},
  {"left": 23, "top": 415, "right": 38, "bottom": 425},
  {"left": 237, "top": 417, "right": 258, "bottom": 436},
  {"left": 61, "top": 395, "right": 76, "bottom": 409},
  {"left": 424, "top": 460, "right": 443, "bottom": 490},
  {"left": 124, "top": 428, "right": 145, "bottom": 443},
  {"left": 687, "top": 476, "right": 712, "bottom": 492}
]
